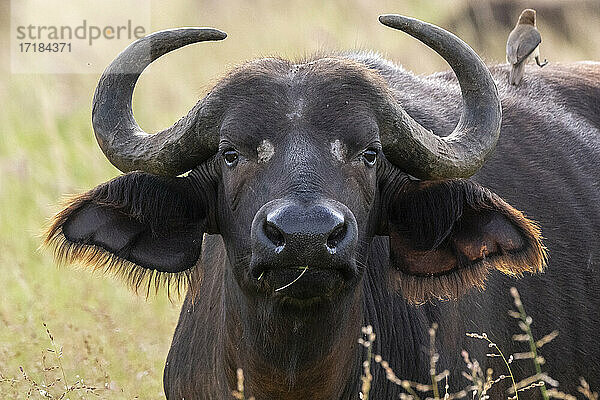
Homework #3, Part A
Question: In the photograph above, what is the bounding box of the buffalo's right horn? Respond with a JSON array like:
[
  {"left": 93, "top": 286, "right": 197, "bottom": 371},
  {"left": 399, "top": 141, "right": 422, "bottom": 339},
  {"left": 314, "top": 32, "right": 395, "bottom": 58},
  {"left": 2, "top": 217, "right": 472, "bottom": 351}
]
[
  {"left": 378, "top": 15, "right": 502, "bottom": 180},
  {"left": 92, "top": 28, "right": 226, "bottom": 176}
]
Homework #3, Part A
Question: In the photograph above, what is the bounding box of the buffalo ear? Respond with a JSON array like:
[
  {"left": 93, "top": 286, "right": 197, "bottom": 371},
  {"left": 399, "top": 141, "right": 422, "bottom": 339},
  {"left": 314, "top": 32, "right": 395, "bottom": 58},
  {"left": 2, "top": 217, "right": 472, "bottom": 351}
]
[
  {"left": 386, "top": 179, "right": 546, "bottom": 303},
  {"left": 44, "top": 172, "right": 206, "bottom": 295}
]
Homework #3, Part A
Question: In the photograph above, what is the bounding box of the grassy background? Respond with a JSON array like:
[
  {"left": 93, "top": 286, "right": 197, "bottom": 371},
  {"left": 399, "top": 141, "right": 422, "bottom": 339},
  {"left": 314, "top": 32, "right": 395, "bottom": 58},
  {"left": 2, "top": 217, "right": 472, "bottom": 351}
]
[{"left": 1, "top": 0, "right": 598, "bottom": 398}]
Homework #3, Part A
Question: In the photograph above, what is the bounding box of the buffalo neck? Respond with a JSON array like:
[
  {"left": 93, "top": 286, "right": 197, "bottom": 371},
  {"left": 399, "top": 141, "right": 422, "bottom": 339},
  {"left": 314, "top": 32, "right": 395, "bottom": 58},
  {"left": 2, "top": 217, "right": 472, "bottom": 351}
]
[{"left": 223, "top": 267, "right": 363, "bottom": 400}]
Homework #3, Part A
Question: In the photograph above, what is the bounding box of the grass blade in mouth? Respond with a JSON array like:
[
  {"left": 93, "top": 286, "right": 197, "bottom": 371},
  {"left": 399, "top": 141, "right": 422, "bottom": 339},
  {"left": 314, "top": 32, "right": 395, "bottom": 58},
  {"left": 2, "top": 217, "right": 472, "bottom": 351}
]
[{"left": 274, "top": 267, "right": 308, "bottom": 292}]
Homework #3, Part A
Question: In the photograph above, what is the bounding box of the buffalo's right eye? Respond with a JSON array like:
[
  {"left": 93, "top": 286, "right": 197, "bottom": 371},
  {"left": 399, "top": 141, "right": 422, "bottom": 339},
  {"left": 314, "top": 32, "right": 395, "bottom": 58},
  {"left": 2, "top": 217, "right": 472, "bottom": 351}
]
[{"left": 224, "top": 150, "right": 239, "bottom": 166}]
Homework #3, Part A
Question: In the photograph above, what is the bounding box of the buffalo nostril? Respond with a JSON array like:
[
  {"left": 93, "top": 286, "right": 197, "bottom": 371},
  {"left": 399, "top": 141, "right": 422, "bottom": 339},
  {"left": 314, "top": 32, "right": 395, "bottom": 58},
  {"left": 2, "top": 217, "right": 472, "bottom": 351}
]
[
  {"left": 326, "top": 224, "right": 347, "bottom": 252},
  {"left": 264, "top": 221, "right": 285, "bottom": 248}
]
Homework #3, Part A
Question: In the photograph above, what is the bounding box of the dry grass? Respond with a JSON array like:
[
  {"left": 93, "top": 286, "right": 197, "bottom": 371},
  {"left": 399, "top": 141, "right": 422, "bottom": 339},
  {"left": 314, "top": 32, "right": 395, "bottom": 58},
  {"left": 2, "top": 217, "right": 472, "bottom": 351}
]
[{"left": 358, "top": 287, "right": 596, "bottom": 400}]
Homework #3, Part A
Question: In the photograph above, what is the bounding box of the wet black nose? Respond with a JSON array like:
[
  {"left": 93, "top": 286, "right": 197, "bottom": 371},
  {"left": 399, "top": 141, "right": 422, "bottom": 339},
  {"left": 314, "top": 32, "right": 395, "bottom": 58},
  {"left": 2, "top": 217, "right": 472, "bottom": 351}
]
[
  {"left": 263, "top": 203, "right": 348, "bottom": 254},
  {"left": 251, "top": 200, "right": 358, "bottom": 271}
]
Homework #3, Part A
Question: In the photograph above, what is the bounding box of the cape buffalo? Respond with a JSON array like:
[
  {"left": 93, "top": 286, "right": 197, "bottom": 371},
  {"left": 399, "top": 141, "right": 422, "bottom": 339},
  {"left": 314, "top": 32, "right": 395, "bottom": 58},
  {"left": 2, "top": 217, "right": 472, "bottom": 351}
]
[{"left": 45, "top": 15, "right": 600, "bottom": 399}]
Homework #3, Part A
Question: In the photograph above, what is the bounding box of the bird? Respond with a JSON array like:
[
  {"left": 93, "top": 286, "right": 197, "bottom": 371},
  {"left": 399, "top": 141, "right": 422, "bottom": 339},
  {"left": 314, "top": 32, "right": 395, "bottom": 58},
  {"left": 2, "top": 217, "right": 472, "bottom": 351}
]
[{"left": 506, "top": 8, "right": 548, "bottom": 86}]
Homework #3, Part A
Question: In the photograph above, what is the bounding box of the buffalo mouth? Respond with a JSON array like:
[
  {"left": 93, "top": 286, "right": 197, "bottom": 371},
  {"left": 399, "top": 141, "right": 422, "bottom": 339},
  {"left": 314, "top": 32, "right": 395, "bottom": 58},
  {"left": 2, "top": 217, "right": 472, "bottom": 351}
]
[{"left": 250, "top": 263, "right": 358, "bottom": 301}]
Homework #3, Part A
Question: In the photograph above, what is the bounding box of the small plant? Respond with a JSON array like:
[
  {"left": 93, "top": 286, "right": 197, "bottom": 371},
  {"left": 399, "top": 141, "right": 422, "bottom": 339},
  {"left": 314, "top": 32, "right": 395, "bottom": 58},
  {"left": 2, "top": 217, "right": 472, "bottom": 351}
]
[
  {"left": 11, "top": 323, "right": 101, "bottom": 399},
  {"left": 508, "top": 287, "right": 559, "bottom": 399},
  {"left": 466, "top": 332, "right": 519, "bottom": 399},
  {"left": 464, "top": 287, "right": 568, "bottom": 400},
  {"left": 358, "top": 325, "right": 375, "bottom": 399},
  {"left": 462, "top": 349, "right": 506, "bottom": 400},
  {"left": 578, "top": 378, "right": 599, "bottom": 400},
  {"left": 429, "top": 323, "right": 441, "bottom": 399},
  {"left": 360, "top": 323, "right": 464, "bottom": 400},
  {"left": 232, "top": 368, "right": 255, "bottom": 400}
]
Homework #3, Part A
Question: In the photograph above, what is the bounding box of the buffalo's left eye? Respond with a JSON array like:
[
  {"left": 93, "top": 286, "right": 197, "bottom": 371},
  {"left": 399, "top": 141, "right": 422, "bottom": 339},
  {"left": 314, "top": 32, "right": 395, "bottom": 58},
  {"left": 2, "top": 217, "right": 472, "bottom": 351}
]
[{"left": 362, "top": 149, "right": 378, "bottom": 166}]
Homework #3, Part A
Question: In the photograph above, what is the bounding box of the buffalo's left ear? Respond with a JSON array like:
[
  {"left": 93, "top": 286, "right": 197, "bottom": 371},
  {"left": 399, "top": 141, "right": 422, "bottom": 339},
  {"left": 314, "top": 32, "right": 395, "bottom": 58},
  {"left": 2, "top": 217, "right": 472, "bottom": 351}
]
[
  {"left": 44, "top": 172, "right": 208, "bottom": 295},
  {"left": 385, "top": 179, "right": 546, "bottom": 303}
]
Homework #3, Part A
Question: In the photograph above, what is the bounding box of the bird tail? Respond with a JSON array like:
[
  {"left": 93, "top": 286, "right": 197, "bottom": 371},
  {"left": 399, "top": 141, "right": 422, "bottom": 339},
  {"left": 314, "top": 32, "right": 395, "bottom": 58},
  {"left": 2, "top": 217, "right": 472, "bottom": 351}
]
[{"left": 509, "top": 62, "right": 525, "bottom": 86}]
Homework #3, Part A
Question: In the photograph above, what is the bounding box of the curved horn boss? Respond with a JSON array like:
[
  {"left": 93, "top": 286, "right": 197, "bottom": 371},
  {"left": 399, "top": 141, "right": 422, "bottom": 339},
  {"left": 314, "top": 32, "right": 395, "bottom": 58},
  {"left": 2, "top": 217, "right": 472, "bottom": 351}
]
[
  {"left": 92, "top": 28, "right": 227, "bottom": 176},
  {"left": 378, "top": 15, "right": 502, "bottom": 179}
]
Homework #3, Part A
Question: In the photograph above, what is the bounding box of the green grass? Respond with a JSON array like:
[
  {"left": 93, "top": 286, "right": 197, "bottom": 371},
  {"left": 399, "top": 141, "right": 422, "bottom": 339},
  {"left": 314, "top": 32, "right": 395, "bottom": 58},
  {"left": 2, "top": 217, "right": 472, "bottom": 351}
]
[{"left": 1, "top": 0, "right": 599, "bottom": 398}]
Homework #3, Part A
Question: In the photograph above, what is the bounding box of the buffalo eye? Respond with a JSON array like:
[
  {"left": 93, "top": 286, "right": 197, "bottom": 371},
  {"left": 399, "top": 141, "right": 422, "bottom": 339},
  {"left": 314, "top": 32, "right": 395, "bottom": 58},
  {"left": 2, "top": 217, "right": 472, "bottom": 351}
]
[
  {"left": 362, "top": 149, "right": 378, "bottom": 166},
  {"left": 223, "top": 150, "right": 239, "bottom": 166}
]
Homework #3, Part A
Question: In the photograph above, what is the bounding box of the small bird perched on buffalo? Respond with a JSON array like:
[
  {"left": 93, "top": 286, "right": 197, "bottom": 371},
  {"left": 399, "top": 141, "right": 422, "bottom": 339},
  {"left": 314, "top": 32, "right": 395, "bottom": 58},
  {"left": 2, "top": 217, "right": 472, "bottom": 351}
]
[{"left": 506, "top": 8, "right": 548, "bottom": 86}]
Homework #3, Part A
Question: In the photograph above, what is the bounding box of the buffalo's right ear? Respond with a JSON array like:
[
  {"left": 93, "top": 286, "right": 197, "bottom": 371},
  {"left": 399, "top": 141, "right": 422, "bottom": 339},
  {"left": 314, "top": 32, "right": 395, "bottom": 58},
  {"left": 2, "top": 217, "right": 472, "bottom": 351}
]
[
  {"left": 44, "top": 172, "right": 208, "bottom": 294},
  {"left": 382, "top": 178, "right": 546, "bottom": 303}
]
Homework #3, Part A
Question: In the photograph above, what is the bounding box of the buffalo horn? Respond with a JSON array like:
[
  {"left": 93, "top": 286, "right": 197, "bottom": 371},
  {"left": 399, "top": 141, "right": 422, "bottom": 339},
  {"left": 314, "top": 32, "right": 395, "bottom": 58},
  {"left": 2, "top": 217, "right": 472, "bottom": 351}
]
[
  {"left": 92, "top": 28, "right": 226, "bottom": 175},
  {"left": 378, "top": 15, "right": 501, "bottom": 179}
]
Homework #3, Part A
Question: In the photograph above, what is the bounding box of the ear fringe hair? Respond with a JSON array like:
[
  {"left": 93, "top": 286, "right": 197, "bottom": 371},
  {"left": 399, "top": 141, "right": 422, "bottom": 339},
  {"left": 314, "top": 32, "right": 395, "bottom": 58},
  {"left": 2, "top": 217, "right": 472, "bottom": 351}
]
[
  {"left": 44, "top": 224, "right": 201, "bottom": 301},
  {"left": 391, "top": 245, "right": 545, "bottom": 304}
]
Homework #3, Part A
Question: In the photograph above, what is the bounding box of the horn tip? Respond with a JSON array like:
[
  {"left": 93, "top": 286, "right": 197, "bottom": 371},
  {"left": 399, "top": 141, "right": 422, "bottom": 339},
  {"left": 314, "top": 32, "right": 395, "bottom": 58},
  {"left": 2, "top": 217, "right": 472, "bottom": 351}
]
[
  {"left": 149, "top": 27, "right": 227, "bottom": 41},
  {"left": 379, "top": 14, "right": 410, "bottom": 28},
  {"left": 210, "top": 29, "right": 227, "bottom": 40},
  {"left": 185, "top": 27, "right": 227, "bottom": 41}
]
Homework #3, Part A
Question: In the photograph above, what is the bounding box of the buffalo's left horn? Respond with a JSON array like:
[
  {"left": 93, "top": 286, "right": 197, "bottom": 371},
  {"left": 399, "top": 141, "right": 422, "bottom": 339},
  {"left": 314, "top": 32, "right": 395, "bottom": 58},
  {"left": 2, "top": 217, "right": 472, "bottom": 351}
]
[
  {"left": 378, "top": 15, "right": 501, "bottom": 179},
  {"left": 92, "top": 28, "right": 226, "bottom": 176}
]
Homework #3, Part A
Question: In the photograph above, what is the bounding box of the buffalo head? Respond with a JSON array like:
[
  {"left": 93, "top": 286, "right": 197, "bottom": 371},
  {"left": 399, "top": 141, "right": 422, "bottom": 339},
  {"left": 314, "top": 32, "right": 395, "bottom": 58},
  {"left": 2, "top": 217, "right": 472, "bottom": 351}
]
[{"left": 45, "top": 16, "right": 544, "bottom": 312}]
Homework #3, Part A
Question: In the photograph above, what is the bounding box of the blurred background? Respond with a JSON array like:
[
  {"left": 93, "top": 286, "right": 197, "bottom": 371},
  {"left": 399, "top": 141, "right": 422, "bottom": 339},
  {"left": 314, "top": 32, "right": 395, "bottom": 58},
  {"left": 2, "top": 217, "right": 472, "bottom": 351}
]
[{"left": 1, "top": 0, "right": 598, "bottom": 398}]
